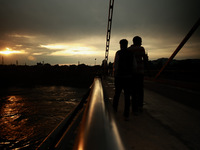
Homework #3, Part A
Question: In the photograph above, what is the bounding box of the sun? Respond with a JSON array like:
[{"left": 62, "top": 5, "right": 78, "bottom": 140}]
[{"left": 0, "top": 48, "right": 24, "bottom": 55}]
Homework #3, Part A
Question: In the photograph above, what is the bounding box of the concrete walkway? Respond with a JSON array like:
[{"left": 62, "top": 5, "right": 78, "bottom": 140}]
[{"left": 102, "top": 77, "right": 200, "bottom": 150}]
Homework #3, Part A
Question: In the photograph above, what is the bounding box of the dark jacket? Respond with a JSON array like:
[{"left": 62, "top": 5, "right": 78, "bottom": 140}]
[{"left": 114, "top": 48, "right": 133, "bottom": 77}]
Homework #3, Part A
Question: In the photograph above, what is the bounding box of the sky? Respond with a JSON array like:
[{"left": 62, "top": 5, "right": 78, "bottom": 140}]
[{"left": 0, "top": 0, "right": 199, "bottom": 66}]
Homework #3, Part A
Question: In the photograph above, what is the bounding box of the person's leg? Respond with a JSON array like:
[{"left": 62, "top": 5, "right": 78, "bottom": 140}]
[
  {"left": 138, "top": 74, "right": 144, "bottom": 111},
  {"left": 113, "top": 77, "right": 122, "bottom": 112},
  {"left": 123, "top": 77, "right": 131, "bottom": 119},
  {"left": 131, "top": 75, "right": 139, "bottom": 113},
  {"left": 124, "top": 88, "right": 130, "bottom": 117}
]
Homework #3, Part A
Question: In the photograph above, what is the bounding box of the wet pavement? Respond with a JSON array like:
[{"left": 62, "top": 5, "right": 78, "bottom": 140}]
[{"left": 102, "top": 77, "right": 200, "bottom": 150}]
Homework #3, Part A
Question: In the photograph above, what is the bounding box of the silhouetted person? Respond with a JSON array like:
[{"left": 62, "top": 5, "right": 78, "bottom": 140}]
[
  {"left": 128, "top": 36, "right": 148, "bottom": 114},
  {"left": 113, "top": 39, "right": 133, "bottom": 120}
]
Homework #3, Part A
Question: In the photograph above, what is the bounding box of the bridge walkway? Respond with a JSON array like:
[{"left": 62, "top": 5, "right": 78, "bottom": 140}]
[{"left": 102, "top": 77, "right": 200, "bottom": 150}]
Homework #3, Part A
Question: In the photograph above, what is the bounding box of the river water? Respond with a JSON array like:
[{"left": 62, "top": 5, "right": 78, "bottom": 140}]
[{"left": 0, "top": 86, "right": 87, "bottom": 150}]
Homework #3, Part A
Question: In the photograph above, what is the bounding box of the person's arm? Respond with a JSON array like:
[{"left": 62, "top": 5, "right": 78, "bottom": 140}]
[
  {"left": 144, "top": 52, "right": 148, "bottom": 62},
  {"left": 142, "top": 47, "right": 148, "bottom": 62},
  {"left": 113, "top": 52, "right": 119, "bottom": 76}
]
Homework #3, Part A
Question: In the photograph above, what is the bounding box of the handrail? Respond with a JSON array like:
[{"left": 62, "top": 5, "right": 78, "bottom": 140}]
[{"left": 74, "top": 77, "right": 125, "bottom": 150}]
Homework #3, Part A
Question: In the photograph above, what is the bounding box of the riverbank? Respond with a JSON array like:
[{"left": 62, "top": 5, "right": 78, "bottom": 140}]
[{"left": 0, "top": 64, "right": 102, "bottom": 88}]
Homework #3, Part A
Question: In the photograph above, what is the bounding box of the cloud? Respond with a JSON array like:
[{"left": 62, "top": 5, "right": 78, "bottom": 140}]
[
  {"left": 0, "top": 0, "right": 108, "bottom": 39},
  {"left": 28, "top": 55, "right": 36, "bottom": 61},
  {"left": 32, "top": 53, "right": 43, "bottom": 56}
]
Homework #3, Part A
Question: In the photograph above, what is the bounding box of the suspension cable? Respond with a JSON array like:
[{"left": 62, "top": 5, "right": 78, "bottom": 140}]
[
  {"left": 105, "top": 0, "right": 115, "bottom": 61},
  {"left": 155, "top": 18, "right": 200, "bottom": 79}
]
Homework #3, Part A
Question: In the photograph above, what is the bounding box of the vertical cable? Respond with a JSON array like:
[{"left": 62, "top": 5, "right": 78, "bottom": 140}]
[{"left": 105, "top": 0, "right": 115, "bottom": 61}]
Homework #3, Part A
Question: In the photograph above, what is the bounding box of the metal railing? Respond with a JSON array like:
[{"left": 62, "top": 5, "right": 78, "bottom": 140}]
[{"left": 74, "top": 77, "right": 124, "bottom": 150}]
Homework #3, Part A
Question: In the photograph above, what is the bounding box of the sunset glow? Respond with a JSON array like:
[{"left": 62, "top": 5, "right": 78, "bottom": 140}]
[
  {"left": 40, "top": 44, "right": 67, "bottom": 50},
  {"left": 41, "top": 44, "right": 101, "bottom": 56},
  {"left": 50, "top": 49, "right": 100, "bottom": 56}
]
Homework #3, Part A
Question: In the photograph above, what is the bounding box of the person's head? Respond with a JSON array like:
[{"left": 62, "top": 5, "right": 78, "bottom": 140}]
[
  {"left": 119, "top": 39, "right": 128, "bottom": 50},
  {"left": 133, "top": 36, "right": 142, "bottom": 46}
]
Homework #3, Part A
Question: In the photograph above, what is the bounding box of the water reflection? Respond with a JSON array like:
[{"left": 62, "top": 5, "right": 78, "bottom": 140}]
[
  {"left": 0, "top": 95, "right": 33, "bottom": 149},
  {"left": 0, "top": 86, "right": 87, "bottom": 149}
]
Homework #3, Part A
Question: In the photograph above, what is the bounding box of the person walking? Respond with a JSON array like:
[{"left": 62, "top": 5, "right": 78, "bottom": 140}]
[
  {"left": 113, "top": 39, "right": 133, "bottom": 120},
  {"left": 128, "top": 36, "right": 148, "bottom": 114}
]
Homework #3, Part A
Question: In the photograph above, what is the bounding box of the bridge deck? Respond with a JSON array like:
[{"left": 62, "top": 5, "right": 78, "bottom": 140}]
[{"left": 102, "top": 77, "right": 200, "bottom": 150}]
